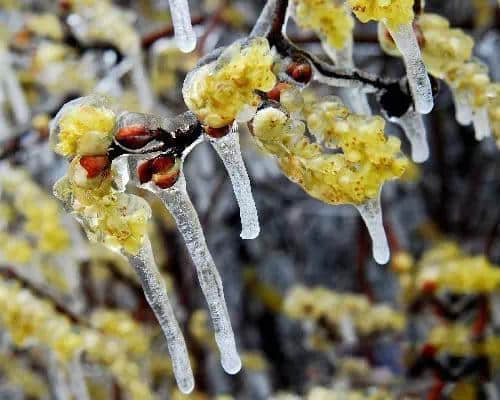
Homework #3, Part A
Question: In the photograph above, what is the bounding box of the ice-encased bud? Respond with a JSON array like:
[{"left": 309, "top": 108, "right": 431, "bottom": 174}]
[
  {"left": 388, "top": 23, "right": 434, "bottom": 114},
  {"left": 207, "top": 123, "right": 260, "bottom": 239}
]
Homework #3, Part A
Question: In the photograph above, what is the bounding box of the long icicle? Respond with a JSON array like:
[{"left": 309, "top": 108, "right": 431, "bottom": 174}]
[
  {"left": 168, "top": 0, "right": 197, "bottom": 53},
  {"left": 157, "top": 174, "right": 241, "bottom": 375},
  {"left": 392, "top": 109, "right": 429, "bottom": 163},
  {"left": 388, "top": 23, "right": 434, "bottom": 114},
  {"left": 472, "top": 107, "right": 492, "bottom": 141},
  {"left": 126, "top": 238, "right": 195, "bottom": 394},
  {"left": 207, "top": 123, "right": 260, "bottom": 239},
  {"left": 355, "top": 193, "right": 390, "bottom": 265}
]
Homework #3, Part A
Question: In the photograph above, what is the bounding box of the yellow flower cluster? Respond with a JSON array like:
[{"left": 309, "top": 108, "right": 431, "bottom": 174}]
[
  {"left": 293, "top": 0, "right": 354, "bottom": 50},
  {"left": 54, "top": 103, "right": 115, "bottom": 158},
  {"left": 183, "top": 37, "right": 277, "bottom": 128},
  {"left": 283, "top": 286, "right": 406, "bottom": 337},
  {"left": 91, "top": 309, "right": 150, "bottom": 356},
  {"left": 308, "top": 386, "right": 394, "bottom": 400},
  {"left": 25, "top": 13, "right": 64, "bottom": 40},
  {"left": 0, "top": 353, "right": 48, "bottom": 398},
  {"left": 53, "top": 102, "right": 151, "bottom": 255},
  {"left": 428, "top": 324, "right": 500, "bottom": 361},
  {"left": 416, "top": 242, "right": 500, "bottom": 293},
  {"left": 347, "top": 0, "right": 414, "bottom": 29},
  {"left": 0, "top": 233, "right": 33, "bottom": 264},
  {"left": 0, "top": 281, "right": 83, "bottom": 362},
  {"left": 252, "top": 95, "right": 407, "bottom": 206},
  {"left": 1, "top": 168, "right": 70, "bottom": 256}
]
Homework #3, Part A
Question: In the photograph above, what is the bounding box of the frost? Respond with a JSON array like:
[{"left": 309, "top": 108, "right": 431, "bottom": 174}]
[
  {"left": 472, "top": 107, "right": 492, "bottom": 141},
  {"left": 355, "top": 194, "right": 390, "bottom": 265},
  {"left": 388, "top": 23, "right": 434, "bottom": 114},
  {"left": 156, "top": 174, "right": 241, "bottom": 375},
  {"left": 0, "top": 51, "right": 30, "bottom": 125},
  {"left": 392, "top": 109, "right": 429, "bottom": 163},
  {"left": 125, "top": 238, "right": 195, "bottom": 394},
  {"left": 168, "top": 0, "right": 197, "bottom": 53},
  {"left": 207, "top": 123, "right": 260, "bottom": 239}
]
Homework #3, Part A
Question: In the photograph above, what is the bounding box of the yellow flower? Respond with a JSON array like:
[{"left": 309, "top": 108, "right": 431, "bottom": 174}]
[
  {"left": 54, "top": 104, "right": 116, "bottom": 158},
  {"left": 183, "top": 37, "right": 277, "bottom": 128},
  {"left": 293, "top": 0, "right": 354, "bottom": 50},
  {"left": 348, "top": 0, "right": 414, "bottom": 29}
]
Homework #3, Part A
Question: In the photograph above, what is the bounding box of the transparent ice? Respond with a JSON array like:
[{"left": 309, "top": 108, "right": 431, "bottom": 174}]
[
  {"left": 156, "top": 174, "right": 241, "bottom": 375},
  {"left": 207, "top": 123, "right": 260, "bottom": 239},
  {"left": 392, "top": 109, "right": 429, "bottom": 163},
  {"left": 388, "top": 23, "right": 434, "bottom": 114},
  {"left": 126, "top": 238, "right": 195, "bottom": 394},
  {"left": 355, "top": 194, "right": 390, "bottom": 265},
  {"left": 168, "top": 0, "right": 197, "bottom": 53}
]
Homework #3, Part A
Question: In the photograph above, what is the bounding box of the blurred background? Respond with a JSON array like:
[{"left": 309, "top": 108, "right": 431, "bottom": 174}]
[{"left": 0, "top": 0, "right": 500, "bottom": 399}]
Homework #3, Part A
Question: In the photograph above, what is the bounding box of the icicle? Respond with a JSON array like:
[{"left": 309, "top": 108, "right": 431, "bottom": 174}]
[
  {"left": 1, "top": 51, "right": 30, "bottom": 125},
  {"left": 157, "top": 174, "right": 241, "bottom": 375},
  {"left": 392, "top": 109, "right": 429, "bottom": 163},
  {"left": 207, "top": 123, "right": 260, "bottom": 239},
  {"left": 168, "top": 0, "right": 197, "bottom": 53},
  {"left": 355, "top": 194, "right": 390, "bottom": 265},
  {"left": 472, "top": 107, "right": 492, "bottom": 141},
  {"left": 126, "top": 238, "right": 195, "bottom": 394},
  {"left": 387, "top": 23, "right": 434, "bottom": 114},
  {"left": 130, "top": 55, "right": 155, "bottom": 112},
  {"left": 452, "top": 90, "right": 473, "bottom": 125},
  {"left": 0, "top": 86, "right": 11, "bottom": 139},
  {"left": 68, "top": 354, "right": 90, "bottom": 400},
  {"left": 47, "top": 350, "right": 72, "bottom": 400}
]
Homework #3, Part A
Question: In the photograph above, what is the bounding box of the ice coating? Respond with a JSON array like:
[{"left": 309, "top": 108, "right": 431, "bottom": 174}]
[
  {"left": 168, "top": 0, "right": 197, "bottom": 53},
  {"left": 1, "top": 51, "right": 30, "bottom": 125},
  {"left": 388, "top": 23, "right": 434, "bottom": 114},
  {"left": 392, "top": 109, "right": 429, "bottom": 163},
  {"left": 47, "top": 351, "right": 71, "bottom": 400},
  {"left": 355, "top": 194, "right": 390, "bottom": 265},
  {"left": 157, "top": 174, "right": 241, "bottom": 375},
  {"left": 208, "top": 123, "right": 260, "bottom": 239},
  {"left": 126, "top": 238, "right": 195, "bottom": 393},
  {"left": 472, "top": 107, "right": 492, "bottom": 141}
]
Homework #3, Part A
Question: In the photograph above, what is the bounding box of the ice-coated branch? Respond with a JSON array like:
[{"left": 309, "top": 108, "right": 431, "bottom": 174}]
[
  {"left": 157, "top": 174, "right": 241, "bottom": 375},
  {"left": 387, "top": 23, "right": 434, "bottom": 114},
  {"left": 168, "top": 0, "right": 197, "bottom": 53},
  {"left": 0, "top": 51, "right": 30, "bottom": 125},
  {"left": 207, "top": 123, "right": 260, "bottom": 239},
  {"left": 126, "top": 238, "right": 195, "bottom": 393},
  {"left": 392, "top": 109, "right": 429, "bottom": 163},
  {"left": 355, "top": 194, "right": 390, "bottom": 265}
]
